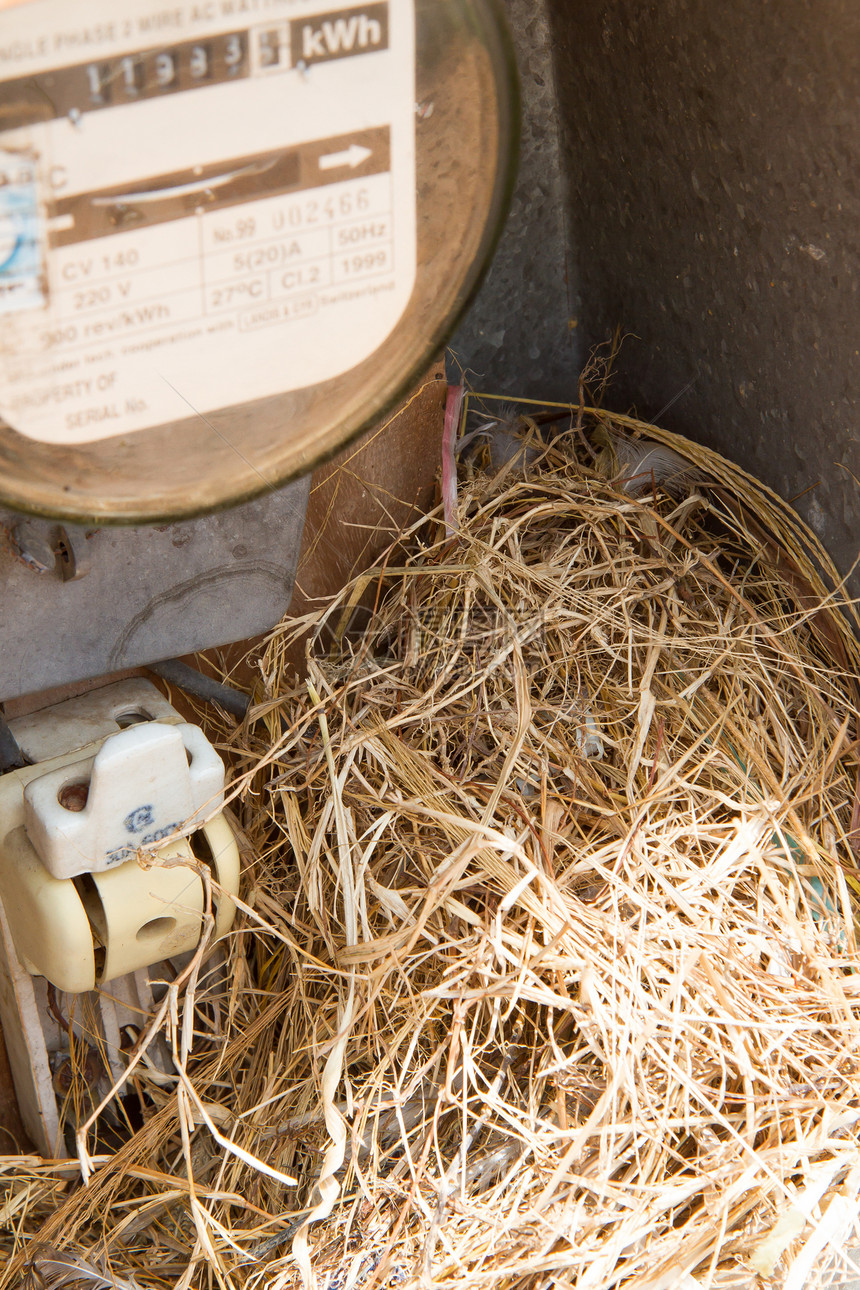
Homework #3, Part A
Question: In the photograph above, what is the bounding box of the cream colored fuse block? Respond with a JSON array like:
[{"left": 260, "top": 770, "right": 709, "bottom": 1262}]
[
  {"left": 0, "top": 679, "right": 240, "bottom": 992},
  {"left": 24, "top": 719, "right": 224, "bottom": 881}
]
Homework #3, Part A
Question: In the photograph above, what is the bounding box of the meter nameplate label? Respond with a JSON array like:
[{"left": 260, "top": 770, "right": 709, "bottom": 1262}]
[{"left": 0, "top": 0, "right": 415, "bottom": 444}]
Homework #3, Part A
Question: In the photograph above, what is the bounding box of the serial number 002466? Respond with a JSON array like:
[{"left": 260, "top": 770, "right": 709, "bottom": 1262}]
[
  {"left": 272, "top": 187, "right": 372, "bottom": 230},
  {"left": 207, "top": 188, "right": 373, "bottom": 246}
]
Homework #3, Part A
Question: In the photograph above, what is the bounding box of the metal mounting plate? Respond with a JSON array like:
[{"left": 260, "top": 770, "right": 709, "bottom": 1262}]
[{"left": 0, "top": 476, "right": 309, "bottom": 701}]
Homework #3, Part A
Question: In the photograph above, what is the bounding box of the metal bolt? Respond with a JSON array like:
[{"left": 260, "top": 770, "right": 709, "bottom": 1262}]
[{"left": 55, "top": 524, "right": 94, "bottom": 581}]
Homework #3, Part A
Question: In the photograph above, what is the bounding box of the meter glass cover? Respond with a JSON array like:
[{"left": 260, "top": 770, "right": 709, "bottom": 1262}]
[{"left": 0, "top": 0, "right": 516, "bottom": 521}]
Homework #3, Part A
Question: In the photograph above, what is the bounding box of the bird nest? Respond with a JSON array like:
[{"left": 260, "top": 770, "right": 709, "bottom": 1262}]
[{"left": 8, "top": 398, "right": 860, "bottom": 1290}]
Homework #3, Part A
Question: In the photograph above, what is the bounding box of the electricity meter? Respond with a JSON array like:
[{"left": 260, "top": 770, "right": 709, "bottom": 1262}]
[{"left": 0, "top": 0, "right": 516, "bottom": 522}]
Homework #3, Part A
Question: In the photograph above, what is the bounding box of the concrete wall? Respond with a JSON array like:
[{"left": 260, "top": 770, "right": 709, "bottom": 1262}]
[
  {"left": 449, "top": 0, "right": 579, "bottom": 400},
  {"left": 455, "top": 0, "right": 860, "bottom": 583}
]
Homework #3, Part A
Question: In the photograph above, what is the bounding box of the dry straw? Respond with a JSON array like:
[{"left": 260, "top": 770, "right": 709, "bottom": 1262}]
[{"left": 6, "top": 396, "right": 860, "bottom": 1290}]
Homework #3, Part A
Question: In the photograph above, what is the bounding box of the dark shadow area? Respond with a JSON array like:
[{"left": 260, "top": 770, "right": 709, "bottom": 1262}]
[{"left": 548, "top": 0, "right": 860, "bottom": 587}]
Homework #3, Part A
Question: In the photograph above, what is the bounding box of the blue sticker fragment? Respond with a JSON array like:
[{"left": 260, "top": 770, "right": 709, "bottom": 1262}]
[{"left": 0, "top": 147, "right": 45, "bottom": 315}]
